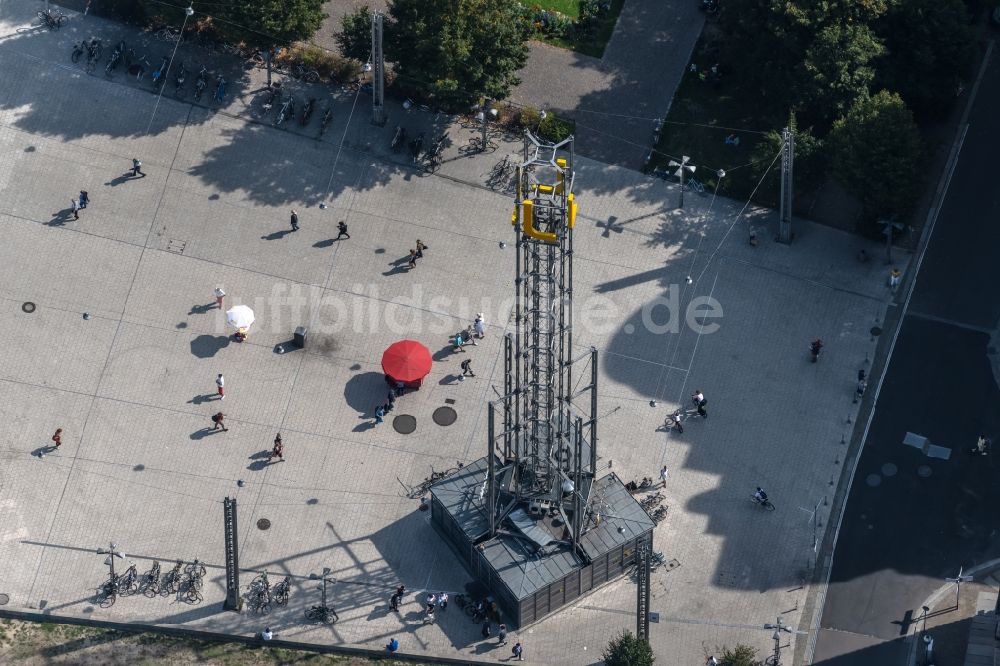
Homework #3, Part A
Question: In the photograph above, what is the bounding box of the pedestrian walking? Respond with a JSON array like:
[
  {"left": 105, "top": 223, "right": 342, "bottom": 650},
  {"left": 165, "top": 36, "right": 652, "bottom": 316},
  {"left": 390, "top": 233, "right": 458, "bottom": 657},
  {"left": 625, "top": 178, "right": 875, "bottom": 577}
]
[
  {"left": 390, "top": 591, "right": 401, "bottom": 612},
  {"left": 474, "top": 313, "right": 485, "bottom": 338},
  {"left": 290, "top": 210, "right": 299, "bottom": 231},
  {"left": 52, "top": 428, "right": 63, "bottom": 448},
  {"left": 671, "top": 411, "right": 684, "bottom": 433},
  {"left": 481, "top": 620, "right": 491, "bottom": 639},
  {"left": 71, "top": 198, "right": 80, "bottom": 220},
  {"left": 131, "top": 158, "right": 144, "bottom": 177},
  {"left": 692, "top": 390, "right": 707, "bottom": 418},
  {"left": 214, "top": 287, "right": 225, "bottom": 309},
  {"left": 416, "top": 239, "right": 427, "bottom": 258},
  {"left": 79, "top": 190, "right": 89, "bottom": 208},
  {"left": 270, "top": 433, "right": 284, "bottom": 462},
  {"left": 659, "top": 465, "right": 669, "bottom": 488},
  {"left": 212, "top": 412, "right": 227, "bottom": 431},
  {"left": 216, "top": 373, "right": 225, "bottom": 400},
  {"left": 889, "top": 267, "right": 902, "bottom": 291},
  {"left": 425, "top": 593, "right": 436, "bottom": 612},
  {"left": 855, "top": 379, "right": 867, "bottom": 403},
  {"left": 437, "top": 591, "right": 448, "bottom": 610},
  {"left": 386, "top": 391, "right": 396, "bottom": 412},
  {"left": 512, "top": 642, "right": 523, "bottom": 660},
  {"left": 375, "top": 405, "right": 385, "bottom": 424},
  {"left": 497, "top": 623, "right": 508, "bottom": 646},
  {"left": 336, "top": 220, "right": 350, "bottom": 239},
  {"left": 461, "top": 359, "right": 475, "bottom": 377},
  {"left": 407, "top": 249, "right": 417, "bottom": 269}
]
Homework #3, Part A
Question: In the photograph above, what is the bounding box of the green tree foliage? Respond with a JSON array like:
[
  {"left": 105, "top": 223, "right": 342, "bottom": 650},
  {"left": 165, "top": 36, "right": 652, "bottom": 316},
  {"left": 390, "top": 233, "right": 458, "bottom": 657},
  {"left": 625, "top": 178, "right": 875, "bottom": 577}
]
[
  {"left": 800, "top": 24, "right": 884, "bottom": 126},
  {"left": 602, "top": 630, "right": 655, "bottom": 666},
  {"left": 338, "top": 6, "right": 373, "bottom": 63},
  {"left": 875, "top": 0, "right": 977, "bottom": 120},
  {"left": 718, "top": 644, "right": 765, "bottom": 666},
  {"left": 384, "top": 0, "right": 530, "bottom": 107},
  {"left": 721, "top": 0, "right": 890, "bottom": 127},
  {"left": 135, "top": 0, "right": 325, "bottom": 47},
  {"left": 214, "top": 0, "right": 326, "bottom": 47},
  {"left": 828, "top": 90, "right": 923, "bottom": 220}
]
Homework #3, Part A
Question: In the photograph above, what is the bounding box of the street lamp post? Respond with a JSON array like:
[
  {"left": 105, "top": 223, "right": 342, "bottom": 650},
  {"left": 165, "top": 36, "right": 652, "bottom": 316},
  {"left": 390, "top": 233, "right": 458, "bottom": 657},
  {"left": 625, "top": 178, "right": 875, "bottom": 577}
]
[
  {"left": 668, "top": 156, "right": 696, "bottom": 209},
  {"left": 96, "top": 543, "right": 125, "bottom": 597},
  {"left": 308, "top": 567, "right": 338, "bottom": 621},
  {"left": 763, "top": 617, "right": 793, "bottom": 665}
]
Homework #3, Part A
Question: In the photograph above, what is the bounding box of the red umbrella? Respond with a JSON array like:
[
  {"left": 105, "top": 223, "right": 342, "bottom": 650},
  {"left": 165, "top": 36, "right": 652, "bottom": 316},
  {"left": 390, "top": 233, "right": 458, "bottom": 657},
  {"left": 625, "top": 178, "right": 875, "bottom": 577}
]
[{"left": 381, "top": 340, "right": 433, "bottom": 386}]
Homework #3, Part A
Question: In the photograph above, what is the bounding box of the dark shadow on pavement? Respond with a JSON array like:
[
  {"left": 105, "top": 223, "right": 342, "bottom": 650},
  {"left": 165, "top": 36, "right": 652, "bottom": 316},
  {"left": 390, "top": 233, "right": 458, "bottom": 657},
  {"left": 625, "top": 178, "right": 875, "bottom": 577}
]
[
  {"left": 47, "top": 208, "right": 76, "bottom": 226},
  {"left": 186, "top": 393, "right": 216, "bottom": 406},
  {"left": 190, "top": 427, "right": 223, "bottom": 440},
  {"left": 343, "top": 372, "right": 388, "bottom": 414},
  {"left": 261, "top": 229, "right": 292, "bottom": 241},
  {"left": 190, "top": 334, "right": 230, "bottom": 358},
  {"left": 188, "top": 302, "right": 216, "bottom": 315}
]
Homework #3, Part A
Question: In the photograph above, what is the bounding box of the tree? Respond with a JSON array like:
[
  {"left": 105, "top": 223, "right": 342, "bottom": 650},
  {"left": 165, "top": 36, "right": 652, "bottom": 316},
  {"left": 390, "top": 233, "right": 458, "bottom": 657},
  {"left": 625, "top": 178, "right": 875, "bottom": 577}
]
[
  {"left": 718, "top": 643, "right": 765, "bottom": 666},
  {"left": 875, "top": 0, "right": 977, "bottom": 120},
  {"left": 384, "top": 0, "right": 530, "bottom": 107},
  {"left": 828, "top": 90, "right": 923, "bottom": 221},
  {"left": 136, "top": 0, "right": 326, "bottom": 47},
  {"left": 338, "top": 6, "right": 373, "bottom": 63},
  {"left": 799, "top": 23, "right": 884, "bottom": 128},
  {"left": 602, "top": 630, "right": 654, "bottom": 666}
]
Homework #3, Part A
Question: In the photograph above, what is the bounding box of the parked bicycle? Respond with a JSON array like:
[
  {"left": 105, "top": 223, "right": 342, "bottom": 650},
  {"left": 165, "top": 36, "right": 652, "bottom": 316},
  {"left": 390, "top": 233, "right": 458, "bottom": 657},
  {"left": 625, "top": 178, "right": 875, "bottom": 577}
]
[
  {"left": 193, "top": 66, "right": 208, "bottom": 101},
  {"left": 142, "top": 560, "right": 161, "bottom": 597},
  {"left": 305, "top": 604, "right": 337, "bottom": 623},
  {"left": 318, "top": 107, "right": 332, "bottom": 137},
  {"left": 150, "top": 55, "right": 169, "bottom": 89},
  {"left": 246, "top": 571, "right": 272, "bottom": 614},
  {"left": 272, "top": 576, "right": 291, "bottom": 606},
  {"left": 214, "top": 76, "right": 226, "bottom": 103},
  {"left": 85, "top": 39, "right": 103, "bottom": 74},
  {"left": 290, "top": 61, "right": 319, "bottom": 83},
  {"left": 275, "top": 97, "right": 294, "bottom": 126},
  {"left": 409, "top": 132, "right": 425, "bottom": 163},
  {"left": 118, "top": 563, "right": 139, "bottom": 596},
  {"left": 650, "top": 505, "right": 669, "bottom": 524},
  {"left": 133, "top": 56, "right": 150, "bottom": 80},
  {"left": 98, "top": 573, "right": 118, "bottom": 607},
  {"left": 105, "top": 43, "right": 123, "bottom": 77},
  {"left": 299, "top": 97, "right": 316, "bottom": 126},
  {"left": 390, "top": 125, "right": 407, "bottom": 153},
  {"left": 183, "top": 559, "right": 206, "bottom": 603},
  {"left": 38, "top": 9, "right": 67, "bottom": 30},
  {"left": 162, "top": 560, "right": 183, "bottom": 595},
  {"left": 174, "top": 61, "right": 188, "bottom": 97}
]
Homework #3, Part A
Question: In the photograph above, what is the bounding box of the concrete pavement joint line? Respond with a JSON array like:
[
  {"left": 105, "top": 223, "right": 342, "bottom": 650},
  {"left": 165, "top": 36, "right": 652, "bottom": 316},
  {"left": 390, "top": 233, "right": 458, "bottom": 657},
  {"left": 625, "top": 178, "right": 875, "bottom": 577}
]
[
  {"left": 906, "top": 309, "right": 994, "bottom": 334},
  {"left": 802, "top": 46, "right": 983, "bottom": 666}
]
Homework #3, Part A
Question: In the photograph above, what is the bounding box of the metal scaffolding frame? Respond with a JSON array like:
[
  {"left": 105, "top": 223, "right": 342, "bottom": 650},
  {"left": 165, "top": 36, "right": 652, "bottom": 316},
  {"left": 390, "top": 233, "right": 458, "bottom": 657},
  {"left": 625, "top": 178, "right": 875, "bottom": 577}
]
[{"left": 486, "top": 131, "right": 597, "bottom": 554}]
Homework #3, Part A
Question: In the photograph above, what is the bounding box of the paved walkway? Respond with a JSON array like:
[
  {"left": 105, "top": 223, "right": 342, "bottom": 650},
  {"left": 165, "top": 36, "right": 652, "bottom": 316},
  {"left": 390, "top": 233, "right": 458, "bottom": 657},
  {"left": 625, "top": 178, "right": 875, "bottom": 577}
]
[{"left": 0, "top": 4, "right": 898, "bottom": 665}]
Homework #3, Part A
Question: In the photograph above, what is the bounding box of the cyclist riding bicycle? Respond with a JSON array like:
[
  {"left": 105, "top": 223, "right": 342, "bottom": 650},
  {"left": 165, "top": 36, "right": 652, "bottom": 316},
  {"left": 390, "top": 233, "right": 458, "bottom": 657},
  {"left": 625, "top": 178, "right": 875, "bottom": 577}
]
[{"left": 754, "top": 487, "right": 768, "bottom": 503}]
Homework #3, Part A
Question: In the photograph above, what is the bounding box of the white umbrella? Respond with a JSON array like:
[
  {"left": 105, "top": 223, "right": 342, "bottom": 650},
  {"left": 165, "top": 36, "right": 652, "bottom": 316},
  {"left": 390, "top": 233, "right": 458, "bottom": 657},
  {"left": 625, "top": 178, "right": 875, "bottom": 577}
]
[{"left": 226, "top": 305, "right": 255, "bottom": 329}]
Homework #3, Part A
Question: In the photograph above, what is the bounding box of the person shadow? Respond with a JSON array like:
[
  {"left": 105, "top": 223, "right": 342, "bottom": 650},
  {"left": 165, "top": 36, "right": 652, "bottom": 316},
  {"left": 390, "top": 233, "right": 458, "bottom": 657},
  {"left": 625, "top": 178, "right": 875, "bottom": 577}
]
[
  {"left": 188, "top": 302, "right": 216, "bottom": 315},
  {"left": 105, "top": 172, "right": 141, "bottom": 187},
  {"left": 261, "top": 229, "right": 292, "bottom": 241},
  {"left": 187, "top": 393, "right": 217, "bottom": 406},
  {"left": 353, "top": 420, "right": 376, "bottom": 433},
  {"left": 47, "top": 208, "right": 77, "bottom": 226},
  {"left": 313, "top": 239, "right": 335, "bottom": 249},
  {"left": 438, "top": 374, "right": 462, "bottom": 385},
  {"left": 32, "top": 444, "right": 58, "bottom": 457},
  {"left": 382, "top": 257, "right": 412, "bottom": 276},
  {"left": 247, "top": 451, "right": 272, "bottom": 471},
  {"left": 190, "top": 427, "right": 223, "bottom": 440}
]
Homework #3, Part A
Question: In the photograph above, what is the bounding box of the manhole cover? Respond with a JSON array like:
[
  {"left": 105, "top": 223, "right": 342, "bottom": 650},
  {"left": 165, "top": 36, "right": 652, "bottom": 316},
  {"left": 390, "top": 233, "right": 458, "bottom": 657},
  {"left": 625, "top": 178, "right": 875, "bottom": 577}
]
[
  {"left": 393, "top": 414, "right": 417, "bottom": 434},
  {"left": 871, "top": 326, "right": 883, "bottom": 336},
  {"left": 22, "top": 302, "right": 35, "bottom": 313},
  {"left": 433, "top": 406, "right": 457, "bottom": 426},
  {"left": 865, "top": 473, "right": 882, "bottom": 487},
  {"left": 0, "top": 593, "right": 8, "bottom": 605},
  {"left": 917, "top": 465, "right": 933, "bottom": 478},
  {"left": 257, "top": 518, "right": 271, "bottom": 530}
]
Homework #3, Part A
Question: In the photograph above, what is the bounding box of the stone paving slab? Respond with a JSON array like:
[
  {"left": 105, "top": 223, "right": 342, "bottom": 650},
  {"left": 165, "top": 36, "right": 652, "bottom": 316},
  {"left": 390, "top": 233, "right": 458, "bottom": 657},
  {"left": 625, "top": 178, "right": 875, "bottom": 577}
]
[{"left": 0, "top": 5, "right": 900, "bottom": 665}]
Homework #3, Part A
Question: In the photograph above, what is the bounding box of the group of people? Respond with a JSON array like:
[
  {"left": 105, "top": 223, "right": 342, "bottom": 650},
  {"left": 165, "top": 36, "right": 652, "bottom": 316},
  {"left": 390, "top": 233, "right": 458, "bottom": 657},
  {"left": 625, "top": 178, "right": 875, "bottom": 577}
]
[
  {"left": 407, "top": 239, "right": 428, "bottom": 269},
  {"left": 374, "top": 390, "right": 397, "bottom": 424}
]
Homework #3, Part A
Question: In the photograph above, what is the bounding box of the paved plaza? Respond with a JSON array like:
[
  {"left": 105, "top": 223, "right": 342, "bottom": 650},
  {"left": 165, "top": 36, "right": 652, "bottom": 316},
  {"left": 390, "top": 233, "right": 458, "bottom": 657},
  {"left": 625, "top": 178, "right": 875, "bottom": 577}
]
[{"left": 0, "top": 5, "right": 899, "bottom": 665}]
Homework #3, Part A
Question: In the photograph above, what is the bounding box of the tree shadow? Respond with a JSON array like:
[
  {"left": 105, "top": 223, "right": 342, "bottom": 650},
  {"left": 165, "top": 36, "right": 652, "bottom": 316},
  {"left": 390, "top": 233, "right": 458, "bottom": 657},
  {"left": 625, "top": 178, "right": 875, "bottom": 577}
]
[{"left": 190, "top": 334, "right": 230, "bottom": 358}]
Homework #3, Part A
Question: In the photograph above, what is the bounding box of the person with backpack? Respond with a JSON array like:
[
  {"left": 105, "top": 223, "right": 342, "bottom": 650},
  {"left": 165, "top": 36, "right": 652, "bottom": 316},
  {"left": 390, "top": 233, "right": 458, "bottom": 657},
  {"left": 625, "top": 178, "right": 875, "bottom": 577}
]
[
  {"left": 212, "top": 412, "right": 227, "bottom": 431},
  {"left": 692, "top": 389, "right": 707, "bottom": 418},
  {"left": 512, "top": 642, "right": 523, "bottom": 660}
]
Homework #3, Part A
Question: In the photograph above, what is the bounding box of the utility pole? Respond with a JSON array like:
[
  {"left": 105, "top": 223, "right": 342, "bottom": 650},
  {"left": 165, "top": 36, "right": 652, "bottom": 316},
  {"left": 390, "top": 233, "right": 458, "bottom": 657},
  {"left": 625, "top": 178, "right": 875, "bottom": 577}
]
[
  {"left": 777, "top": 126, "right": 794, "bottom": 243},
  {"left": 945, "top": 566, "right": 973, "bottom": 610},
  {"left": 764, "top": 617, "right": 793, "bottom": 665},
  {"left": 371, "top": 10, "right": 385, "bottom": 126},
  {"left": 876, "top": 215, "right": 905, "bottom": 265},
  {"left": 668, "top": 156, "right": 695, "bottom": 209}
]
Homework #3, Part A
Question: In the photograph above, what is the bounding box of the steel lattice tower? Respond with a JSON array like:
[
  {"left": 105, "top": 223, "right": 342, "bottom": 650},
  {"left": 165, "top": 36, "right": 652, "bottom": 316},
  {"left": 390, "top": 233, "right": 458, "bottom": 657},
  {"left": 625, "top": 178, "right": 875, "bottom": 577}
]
[{"left": 487, "top": 131, "right": 596, "bottom": 551}]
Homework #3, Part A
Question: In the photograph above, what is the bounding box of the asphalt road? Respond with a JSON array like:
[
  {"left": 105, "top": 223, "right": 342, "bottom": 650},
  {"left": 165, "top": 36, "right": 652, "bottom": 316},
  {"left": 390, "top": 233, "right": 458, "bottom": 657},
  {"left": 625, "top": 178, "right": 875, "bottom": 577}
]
[{"left": 812, "top": 46, "right": 1000, "bottom": 665}]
